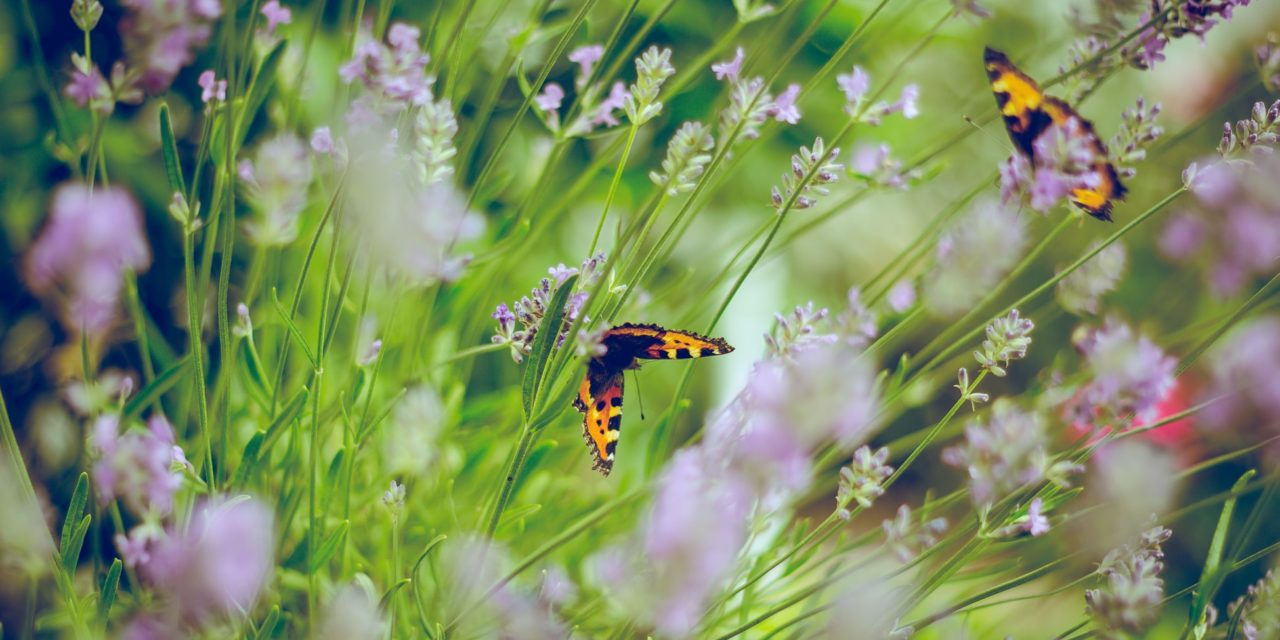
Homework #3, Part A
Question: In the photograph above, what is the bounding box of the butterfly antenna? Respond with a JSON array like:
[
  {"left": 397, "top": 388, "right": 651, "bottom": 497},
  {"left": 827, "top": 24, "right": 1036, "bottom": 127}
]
[
  {"left": 631, "top": 370, "right": 647, "bottom": 421},
  {"left": 964, "top": 115, "right": 1015, "bottom": 156}
]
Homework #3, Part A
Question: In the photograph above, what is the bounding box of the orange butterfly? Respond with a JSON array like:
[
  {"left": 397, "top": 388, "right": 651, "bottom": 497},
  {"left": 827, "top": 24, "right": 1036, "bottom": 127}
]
[
  {"left": 573, "top": 323, "right": 734, "bottom": 476},
  {"left": 983, "top": 47, "right": 1127, "bottom": 220}
]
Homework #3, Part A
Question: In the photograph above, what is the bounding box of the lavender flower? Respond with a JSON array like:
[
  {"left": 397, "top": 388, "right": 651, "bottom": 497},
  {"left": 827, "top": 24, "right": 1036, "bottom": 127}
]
[
  {"left": 318, "top": 582, "right": 389, "bottom": 640},
  {"left": 650, "top": 121, "right": 714, "bottom": 196},
  {"left": 973, "top": 309, "right": 1035, "bottom": 377},
  {"left": 492, "top": 253, "right": 607, "bottom": 361},
  {"left": 1227, "top": 570, "right": 1280, "bottom": 640},
  {"left": 883, "top": 503, "right": 948, "bottom": 563},
  {"left": 1199, "top": 316, "right": 1280, "bottom": 438},
  {"left": 887, "top": 280, "right": 916, "bottom": 312},
  {"left": 942, "top": 400, "right": 1082, "bottom": 511},
  {"left": 91, "top": 415, "right": 185, "bottom": 516},
  {"left": 260, "top": 0, "right": 291, "bottom": 37},
  {"left": 718, "top": 75, "right": 773, "bottom": 144},
  {"left": 1064, "top": 320, "right": 1176, "bottom": 424},
  {"left": 836, "top": 445, "right": 894, "bottom": 519},
  {"left": 1123, "top": 0, "right": 1253, "bottom": 71},
  {"left": 132, "top": 497, "right": 274, "bottom": 626},
  {"left": 1006, "top": 117, "right": 1105, "bottom": 213},
  {"left": 1109, "top": 98, "right": 1163, "bottom": 179},
  {"left": 766, "top": 83, "right": 801, "bottom": 124},
  {"left": 382, "top": 385, "right": 444, "bottom": 477},
  {"left": 535, "top": 83, "right": 564, "bottom": 113},
  {"left": 568, "top": 43, "right": 604, "bottom": 87},
  {"left": 439, "top": 537, "right": 568, "bottom": 639},
  {"left": 836, "top": 64, "right": 919, "bottom": 124},
  {"left": 1090, "top": 440, "right": 1179, "bottom": 550},
  {"left": 849, "top": 143, "right": 920, "bottom": 190},
  {"left": 643, "top": 451, "right": 752, "bottom": 635},
  {"left": 770, "top": 137, "right": 843, "bottom": 210},
  {"left": 922, "top": 198, "right": 1028, "bottom": 318},
  {"left": 1085, "top": 525, "right": 1172, "bottom": 638},
  {"left": 340, "top": 22, "right": 435, "bottom": 121},
  {"left": 70, "top": 0, "right": 104, "bottom": 32},
  {"left": 197, "top": 69, "right": 226, "bottom": 103},
  {"left": 65, "top": 54, "right": 113, "bottom": 115},
  {"left": 711, "top": 47, "right": 744, "bottom": 80},
  {"left": 1162, "top": 148, "right": 1280, "bottom": 297},
  {"left": 1216, "top": 99, "right": 1279, "bottom": 157},
  {"left": 240, "top": 134, "right": 313, "bottom": 246},
  {"left": 24, "top": 183, "right": 152, "bottom": 337},
  {"left": 415, "top": 93, "right": 458, "bottom": 184},
  {"left": 119, "top": 0, "right": 222, "bottom": 94},
  {"left": 310, "top": 127, "right": 334, "bottom": 154},
  {"left": 590, "top": 81, "right": 629, "bottom": 128},
  {"left": 763, "top": 302, "right": 836, "bottom": 358},
  {"left": 1057, "top": 241, "right": 1127, "bottom": 315},
  {"left": 624, "top": 46, "right": 675, "bottom": 125}
]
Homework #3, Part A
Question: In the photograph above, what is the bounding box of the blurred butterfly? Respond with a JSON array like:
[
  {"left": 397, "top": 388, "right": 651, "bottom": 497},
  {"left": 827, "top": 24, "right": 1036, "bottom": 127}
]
[
  {"left": 983, "top": 47, "right": 1127, "bottom": 220},
  {"left": 573, "top": 323, "right": 734, "bottom": 476}
]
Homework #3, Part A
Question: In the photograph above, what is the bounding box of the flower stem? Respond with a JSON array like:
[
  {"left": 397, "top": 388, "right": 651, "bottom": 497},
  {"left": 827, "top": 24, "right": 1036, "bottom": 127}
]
[{"left": 588, "top": 124, "right": 639, "bottom": 258}]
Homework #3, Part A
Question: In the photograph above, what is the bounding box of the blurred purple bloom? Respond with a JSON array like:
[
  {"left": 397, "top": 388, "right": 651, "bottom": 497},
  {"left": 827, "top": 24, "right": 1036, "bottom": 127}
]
[
  {"left": 1057, "top": 241, "right": 1127, "bottom": 315},
  {"left": 1159, "top": 154, "right": 1280, "bottom": 297},
  {"left": 535, "top": 83, "right": 564, "bottom": 113},
  {"left": 260, "top": 0, "right": 291, "bottom": 36},
  {"left": 882, "top": 504, "right": 948, "bottom": 563},
  {"left": 24, "top": 183, "right": 151, "bottom": 337},
  {"left": 1025, "top": 498, "right": 1050, "bottom": 536},
  {"left": 197, "top": 69, "right": 226, "bottom": 103},
  {"left": 923, "top": 198, "right": 1027, "bottom": 318},
  {"left": 850, "top": 143, "right": 917, "bottom": 189},
  {"left": 895, "top": 83, "right": 919, "bottom": 118},
  {"left": 766, "top": 83, "right": 801, "bottom": 124},
  {"left": 943, "top": 401, "right": 1081, "bottom": 510},
  {"left": 568, "top": 43, "right": 604, "bottom": 85},
  {"left": 91, "top": 415, "right": 184, "bottom": 516},
  {"left": 340, "top": 22, "right": 434, "bottom": 112},
  {"left": 712, "top": 47, "right": 744, "bottom": 81},
  {"left": 591, "top": 81, "right": 628, "bottom": 128},
  {"left": 241, "top": 134, "right": 313, "bottom": 246},
  {"left": 836, "top": 66, "right": 870, "bottom": 104},
  {"left": 1200, "top": 316, "right": 1280, "bottom": 438},
  {"left": 65, "top": 61, "right": 112, "bottom": 114},
  {"left": 887, "top": 280, "right": 916, "bottom": 312},
  {"left": 137, "top": 497, "right": 274, "bottom": 625},
  {"left": 310, "top": 126, "right": 334, "bottom": 154},
  {"left": 1065, "top": 320, "right": 1176, "bottom": 425},
  {"left": 119, "top": 0, "right": 222, "bottom": 93}
]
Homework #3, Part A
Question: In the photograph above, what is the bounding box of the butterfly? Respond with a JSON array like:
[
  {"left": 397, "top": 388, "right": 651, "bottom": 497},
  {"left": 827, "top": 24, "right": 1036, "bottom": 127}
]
[
  {"left": 983, "top": 47, "right": 1127, "bottom": 221},
  {"left": 573, "top": 323, "right": 734, "bottom": 476}
]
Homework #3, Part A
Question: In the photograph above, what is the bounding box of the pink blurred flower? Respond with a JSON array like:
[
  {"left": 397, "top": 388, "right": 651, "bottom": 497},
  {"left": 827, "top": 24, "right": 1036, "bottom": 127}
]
[
  {"left": 766, "top": 83, "right": 801, "bottom": 124},
  {"left": 260, "top": 0, "right": 291, "bottom": 36},
  {"left": 568, "top": 43, "right": 604, "bottom": 85},
  {"left": 119, "top": 0, "right": 222, "bottom": 93},
  {"left": 197, "top": 69, "right": 226, "bottom": 103},
  {"left": 64, "top": 59, "right": 112, "bottom": 115},
  {"left": 712, "top": 47, "right": 744, "bottom": 81},
  {"left": 534, "top": 83, "right": 564, "bottom": 113},
  {"left": 90, "top": 415, "right": 184, "bottom": 516},
  {"left": 1064, "top": 320, "right": 1176, "bottom": 425},
  {"left": 591, "top": 81, "right": 628, "bottom": 127},
  {"left": 136, "top": 497, "right": 274, "bottom": 625},
  {"left": 24, "top": 183, "right": 151, "bottom": 337}
]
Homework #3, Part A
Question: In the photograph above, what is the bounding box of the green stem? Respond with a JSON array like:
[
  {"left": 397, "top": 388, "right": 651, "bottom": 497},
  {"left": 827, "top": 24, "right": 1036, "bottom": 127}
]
[
  {"left": 182, "top": 227, "right": 215, "bottom": 487},
  {"left": 588, "top": 125, "right": 640, "bottom": 258}
]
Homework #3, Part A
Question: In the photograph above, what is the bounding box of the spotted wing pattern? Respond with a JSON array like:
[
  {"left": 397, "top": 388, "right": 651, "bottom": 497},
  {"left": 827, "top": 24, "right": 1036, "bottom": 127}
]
[
  {"left": 604, "top": 323, "right": 735, "bottom": 360},
  {"left": 984, "top": 47, "right": 1127, "bottom": 221},
  {"left": 573, "top": 370, "right": 623, "bottom": 476}
]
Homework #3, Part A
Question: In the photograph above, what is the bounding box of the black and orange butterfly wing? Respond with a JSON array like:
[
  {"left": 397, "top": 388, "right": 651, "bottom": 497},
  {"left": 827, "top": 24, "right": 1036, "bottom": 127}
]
[
  {"left": 574, "top": 368, "right": 623, "bottom": 475},
  {"left": 984, "top": 47, "right": 1126, "bottom": 221},
  {"left": 603, "top": 323, "right": 735, "bottom": 360},
  {"left": 1041, "top": 97, "right": 1128, "bottom": 221},
  {"left": 573, "top": 323, "right": 734, "bottom": 476},
  {"left": 984, "top": 47, "right": 1052, "bottom": 156}
]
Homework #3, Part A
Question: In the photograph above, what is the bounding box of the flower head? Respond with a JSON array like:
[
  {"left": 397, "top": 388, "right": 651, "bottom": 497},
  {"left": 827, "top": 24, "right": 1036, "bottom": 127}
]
[
  {"left": 942, "top": 400, "right": 1081, "bottom": 511},
  {"left": 1227, "top": 570, "right": 1280, "bottom": 640},
  {"left": 240, "top": 134, "right": 313, "bottom": 246},
  {"left": 24, "top": 183, "right": 151, "bottom": 337},
  {"left": 882, "top": 503, "right": 948, "bottom": 563},
  {"left": 1085, "top": 525, "right": 1171, "bottom": 638},
  {"left": 625, "top": 46, "right": 675, "bottom": 125},
  {"left": 65, "top": 55, "right": 113, "bottom": 115},
  {"left": 197, "top": 69, "right": 226, "bottom": 103},
  {"left": 712, "top": 47, "right": 744, "bottom": 81},
  {"left": 534, "top": 82, "right": 564, "bottom": 113},
  {"left": 1199, "top": 316, "right": 1280, "bottom": 440},
  {"left": 770, "top": 137, "right": 843, "bottom": 210},
  {"left": 923, "top": 198, "right": 1028, "bottom": 318},
  {"left": 1057, "top": 241, "right": 1127, "bottom": 315},
  {"left": 836, "top": 445, "right": 894, "bottom": 519},
  {"left": 650, "top": 121, "right": 715, "bottom": 196},
  {"left": 766, "top": 83, "right": 801, "bottom": 124},
  {"left": 492, "top": 253, "right": 606, "bottom": 361},
  {"left": 119, "top": 0, "right": 222, "bottom": 93},
  {"left": 1064, "top": 320, "right": 1176, "bottom": 425},
  {"left": 568, "top": 43, "right": 604, "bottom": 86},
  {"left": 973, "top": 309, "right": 1035, "bottom": 377},
  {"left": 260, "top": 0, "right": 292, "bottom": 37}
]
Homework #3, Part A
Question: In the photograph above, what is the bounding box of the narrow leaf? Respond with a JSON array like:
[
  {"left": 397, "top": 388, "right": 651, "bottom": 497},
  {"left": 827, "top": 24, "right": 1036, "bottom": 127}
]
[
  {"left": 271, "top": 288, "right": 318, "bottom": 367},
  {"left": 123, "top": 356, "right": 192, "bottom": 420},
  {"left": 262, "top": 388, "right": 309, "bottom": 451},
  {"left": 379, "top": 578, "right": 411, "bottom": 612},
  {"left": 237, "top": 42, "right": 286, "bottom": 148},
  {"left": 97, "top": 559, "right": 122, "bottom": 622},
  {"left": 159, "top": 103, "right": 186, "bottom": 196},
  {"left": 60, "top": 514, "right": 90, "bottom": 574},
  {"left": 60, "top": 473, "right": 89, "bottom": 554},
  {"left": 309, "top": 521, "right": 349, "bottom": 573},
  {"left": 233, "top": 431, "right": 267, "bottom": 488},
  {"left": 1188, "top": 469, "right": 1256, "bottom": 636},
  {"left": 521, "top": 274, "right": 578, "bottom": 418}
]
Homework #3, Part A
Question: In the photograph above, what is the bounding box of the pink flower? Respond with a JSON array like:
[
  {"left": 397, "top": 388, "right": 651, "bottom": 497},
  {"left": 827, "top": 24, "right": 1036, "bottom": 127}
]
[
  {"left": 568, "top": 43, "right": 604, "bottom": 84},
  {"left": 260, "top": 0, "right": 291, "bottom": 36},
  {"left": 591, "top": 81, "right": 628, "bottom": 127},
  {"left": 310, "top": 126, "right": 334, "bottom": 154},
  {"left": 711, "top": 47, "right": 744, "bottom": 81},
  {"left": 64, "top": 62, "right": 112, "bottom": 114},
  {"left": 137, "top": 497, "right": 274, "bottom": 625},
  {"left": 836, "top": 66, "right": 870, "bottom": 104},
  {"left": 767, "top": 83, "right": 801, "bottom": 124},
  {"left": 24, "top": 184, "right": 151, "bottom": 336},
  {"left": 119, "top": 0, "right": 222, "bottom": 93},
  {"left": 90, "top": 415, "right": 184, "bottom": 516},
  {"left": 534, "top": 83, "right": 564, "bottom": 113},
  {"left": 197, "top": 69, "right": 226, "bottom": 103},
  {"left": 1025, "top": 498, "right": 1050, "bottom": 536}
]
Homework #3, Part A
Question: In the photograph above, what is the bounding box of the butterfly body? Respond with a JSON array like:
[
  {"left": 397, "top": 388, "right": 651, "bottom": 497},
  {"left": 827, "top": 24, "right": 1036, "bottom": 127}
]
[
  {"left": 983, "top": 47, "right": 1127, "bottom": 220},
  {"left": 573, "top": 323, "right": 733, "bottom": 476}
]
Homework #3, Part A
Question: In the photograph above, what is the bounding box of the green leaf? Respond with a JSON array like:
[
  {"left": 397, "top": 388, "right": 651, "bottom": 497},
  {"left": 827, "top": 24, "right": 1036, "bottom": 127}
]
[
  {"left": 233, "top": 431, "right": 267, "bottom": 488},
  {"left": 123, "top": 356, "right": 192, "bottom": 420},
  {"left": 97, "top": 558, "right": 122, "bottom": 622},
  {"left": 60, "top": 473, "right": 88, "bottom": 556},
  {"left": 262, "top": 388, "right": 309, "bottom": 451},
  {"left": 237, "top": 42, "right": 286, "bottom": 148},
  {"left": 379, "top": 578, "right": 411, "bottom": 612},
  {"left": 309, "top": 521, "right": 349, "bottom": 573},
  {"left": 521, "top": 275, "right": 578, "bottom": 418},
  {"left": 252, "top": 605, "right": 282, "bottom": 640},
  {"left": 158, "top": 103, "right": 186, "bottom": 196},
  {"left": 1188, "top": 469, "right": 1256, "bottom": 637},
  {"left": 271, "top": 288, "right": 318, "bottom": 367},
  {"left": 238, "top": 338, "right": 271, "bottom": 410},
  {"left": 324, "top": 448, "right": 346, "bottom": 502},
  {"left": 61, "top": 514, "right": 90, "bottom": 574}
]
